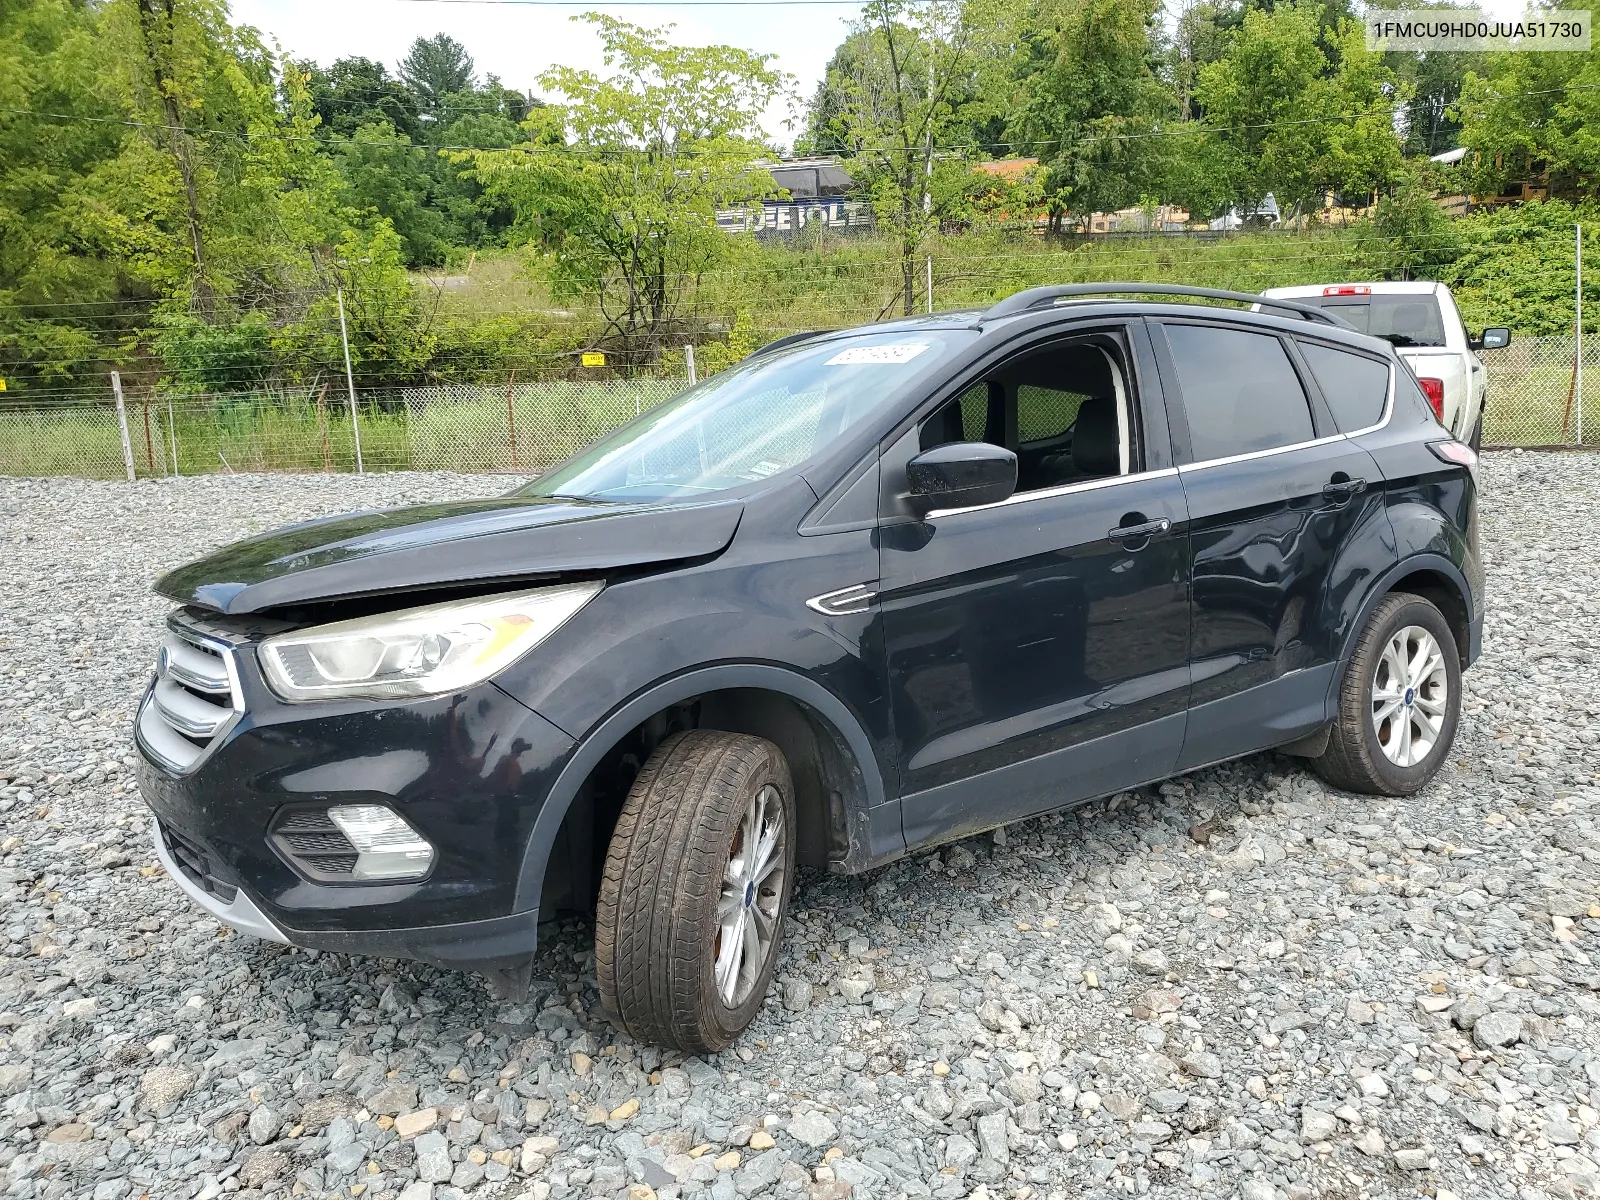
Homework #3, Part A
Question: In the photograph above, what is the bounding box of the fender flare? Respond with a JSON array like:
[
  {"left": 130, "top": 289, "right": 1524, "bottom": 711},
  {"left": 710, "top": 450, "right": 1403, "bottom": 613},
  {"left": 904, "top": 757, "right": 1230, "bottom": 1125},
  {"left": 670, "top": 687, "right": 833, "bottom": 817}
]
[
  {"left": 512, "top": 663, "right": 887, "bottom": 912},
  {"left": 1328, "top": 552, "right": 1477, "bottom": 701}
]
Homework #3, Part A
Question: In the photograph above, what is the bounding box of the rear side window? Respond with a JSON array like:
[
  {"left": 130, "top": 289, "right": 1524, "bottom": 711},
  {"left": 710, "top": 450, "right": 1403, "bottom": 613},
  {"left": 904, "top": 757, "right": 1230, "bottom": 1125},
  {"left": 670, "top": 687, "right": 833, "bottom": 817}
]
[
  {"left": 1163, "top": 324, "right": 1315, "bottom": 461},
  {"left": 1298, "top": 341, "right": 1390, "bottom": 432}
]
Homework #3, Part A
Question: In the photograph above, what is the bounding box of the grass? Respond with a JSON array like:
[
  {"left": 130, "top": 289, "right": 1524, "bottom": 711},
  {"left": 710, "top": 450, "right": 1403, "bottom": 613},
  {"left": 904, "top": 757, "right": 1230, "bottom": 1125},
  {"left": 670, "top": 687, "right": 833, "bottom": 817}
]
[{"left": 411, "top": 227, "right": 1398, "bottom": 349}]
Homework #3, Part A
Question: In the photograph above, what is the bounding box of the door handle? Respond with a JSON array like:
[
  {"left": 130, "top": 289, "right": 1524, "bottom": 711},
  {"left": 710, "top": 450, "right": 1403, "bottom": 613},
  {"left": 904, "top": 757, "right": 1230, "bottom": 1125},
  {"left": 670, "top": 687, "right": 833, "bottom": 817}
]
[
  {"left": 1108, "top": 517, "right": 1171, "bottom": 542},
  {"left": 1322, "top": 477, "right": 1367, "bottom": 501}
]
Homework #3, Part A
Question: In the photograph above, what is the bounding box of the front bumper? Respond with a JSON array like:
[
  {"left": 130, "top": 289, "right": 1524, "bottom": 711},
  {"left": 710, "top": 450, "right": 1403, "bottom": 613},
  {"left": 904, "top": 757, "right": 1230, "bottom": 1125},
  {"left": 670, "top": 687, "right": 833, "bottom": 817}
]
[
  {"left": 152, "top": 816, "right": 544, "bottom": 970},
  {"left": 134, "top": 612, "right": 576, "bottom": 958},
  {"left": 151, "top": 816, "right": 288, "bottom": 944}
]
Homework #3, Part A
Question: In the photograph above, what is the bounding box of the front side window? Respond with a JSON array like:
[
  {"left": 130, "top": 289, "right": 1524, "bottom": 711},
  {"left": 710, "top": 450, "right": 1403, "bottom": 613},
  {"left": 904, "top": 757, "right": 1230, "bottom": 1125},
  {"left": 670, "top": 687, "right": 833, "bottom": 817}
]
[
  {"left": 525, "top": 331, "right": 971, "bottom": 502},
  {"left": 1164, "top": 324, "right": 1314, "bottom": 461},
  {"left": 919, "top": 336, "right": 1135, "bottom": 493},
  {"left": 1298, "top": 341, "right": 1390, "bottom": 432}
]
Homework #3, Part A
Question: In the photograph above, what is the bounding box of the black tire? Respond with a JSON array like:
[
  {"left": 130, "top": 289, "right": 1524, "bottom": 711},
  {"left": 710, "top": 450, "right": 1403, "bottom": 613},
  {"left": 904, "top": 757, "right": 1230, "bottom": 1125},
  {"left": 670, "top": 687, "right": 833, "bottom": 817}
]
[
  {"left": 595, "top": 730, "right": 795, "bottom": 1053},
  {"left": 1310, "top": 591, "right": 1462, "bottom": 796},
  {"left": 1468, "top": 411, "right": 1484, "bottom": 452}
]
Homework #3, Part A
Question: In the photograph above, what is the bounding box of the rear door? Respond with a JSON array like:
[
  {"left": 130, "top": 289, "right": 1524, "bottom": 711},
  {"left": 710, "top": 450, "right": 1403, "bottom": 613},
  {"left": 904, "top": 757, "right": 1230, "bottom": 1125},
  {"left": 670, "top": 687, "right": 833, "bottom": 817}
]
[
  {"left": 1151, "top": 317, "right": 1392, "bottom": 770},
  {"left": 877, "top": 322, "right": 1192, "bottom": 849}
]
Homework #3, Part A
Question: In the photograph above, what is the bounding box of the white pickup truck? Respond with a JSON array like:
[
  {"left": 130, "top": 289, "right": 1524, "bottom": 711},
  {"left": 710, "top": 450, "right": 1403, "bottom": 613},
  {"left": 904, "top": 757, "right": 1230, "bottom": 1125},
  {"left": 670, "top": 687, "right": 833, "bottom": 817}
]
[{"left": 1261, "top": 281, "right": 1509, "bottom": 449}]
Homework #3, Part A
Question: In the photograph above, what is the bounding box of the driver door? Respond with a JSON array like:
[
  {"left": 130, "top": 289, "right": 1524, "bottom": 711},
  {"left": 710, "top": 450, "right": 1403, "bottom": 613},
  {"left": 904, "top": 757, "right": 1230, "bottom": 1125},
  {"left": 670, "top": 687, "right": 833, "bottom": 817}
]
[{"left": 876, "top": 323, "right": 1192, "bottom": 849}]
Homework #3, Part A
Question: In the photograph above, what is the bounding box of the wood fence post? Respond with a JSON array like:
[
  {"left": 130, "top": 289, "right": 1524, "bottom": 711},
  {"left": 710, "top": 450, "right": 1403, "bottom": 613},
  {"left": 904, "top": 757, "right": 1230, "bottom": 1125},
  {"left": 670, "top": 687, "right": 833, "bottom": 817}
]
[{"left": 142, "top": 392, "right": 155, "bottom": 474}]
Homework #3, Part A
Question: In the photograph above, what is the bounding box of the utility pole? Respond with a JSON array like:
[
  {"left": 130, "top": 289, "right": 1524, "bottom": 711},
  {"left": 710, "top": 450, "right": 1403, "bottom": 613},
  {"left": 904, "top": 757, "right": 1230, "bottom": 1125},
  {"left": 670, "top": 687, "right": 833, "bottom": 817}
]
[
  {"left": 926, "top": 255, "right": 933, "bottom": 314},
  {"left": 337, "top": 288, "right": 364, "bottom": 473}
]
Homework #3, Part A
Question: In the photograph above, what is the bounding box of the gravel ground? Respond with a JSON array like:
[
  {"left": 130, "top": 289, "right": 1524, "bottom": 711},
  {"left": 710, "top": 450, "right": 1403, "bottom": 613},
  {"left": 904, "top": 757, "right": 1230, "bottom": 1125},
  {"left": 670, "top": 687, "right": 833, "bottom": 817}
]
[{"left": 1, "top": 452, "right": 1598, "bottom": 1200}]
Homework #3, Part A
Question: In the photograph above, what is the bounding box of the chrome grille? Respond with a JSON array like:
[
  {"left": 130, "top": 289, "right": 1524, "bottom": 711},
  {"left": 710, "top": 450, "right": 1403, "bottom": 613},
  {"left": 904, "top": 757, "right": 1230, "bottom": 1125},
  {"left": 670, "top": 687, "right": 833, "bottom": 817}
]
[{"left": 137, "top": 630, "right": 243, "bottom": 773}]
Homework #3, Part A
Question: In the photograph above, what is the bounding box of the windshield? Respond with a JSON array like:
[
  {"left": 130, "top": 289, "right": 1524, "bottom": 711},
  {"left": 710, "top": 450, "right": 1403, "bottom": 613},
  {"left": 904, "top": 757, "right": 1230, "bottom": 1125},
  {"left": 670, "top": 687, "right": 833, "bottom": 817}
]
[
  {"left": 522, "top": 330, "right": 969, "bottom": 502},
  {"left": 1298, "top": 295, "right": 1448, "bottom": 347}
]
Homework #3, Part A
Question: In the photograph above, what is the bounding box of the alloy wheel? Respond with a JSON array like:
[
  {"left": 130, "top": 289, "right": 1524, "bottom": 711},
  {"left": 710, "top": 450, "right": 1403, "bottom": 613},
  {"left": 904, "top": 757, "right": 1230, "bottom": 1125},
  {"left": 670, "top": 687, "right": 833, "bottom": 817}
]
[
  {"left": 714, "top": 783, "right": 787, "bottom": 1007},
  {"left": 1371, "top": 624, "right": 1449, "bottom": 768}
]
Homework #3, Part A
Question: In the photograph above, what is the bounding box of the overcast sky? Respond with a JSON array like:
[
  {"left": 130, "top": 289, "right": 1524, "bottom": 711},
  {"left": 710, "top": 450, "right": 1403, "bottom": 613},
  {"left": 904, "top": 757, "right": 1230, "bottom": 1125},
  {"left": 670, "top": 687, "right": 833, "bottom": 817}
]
[{"left": 229, "top": 0, "right": 853, "bottom": 145}]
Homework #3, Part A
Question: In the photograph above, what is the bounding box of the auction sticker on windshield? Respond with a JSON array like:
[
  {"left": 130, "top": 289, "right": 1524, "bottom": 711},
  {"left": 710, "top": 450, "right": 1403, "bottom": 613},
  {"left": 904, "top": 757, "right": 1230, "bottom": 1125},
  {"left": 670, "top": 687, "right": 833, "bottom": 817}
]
[{"left": 825, "top": 343, "right": 932, "bottom": 366}]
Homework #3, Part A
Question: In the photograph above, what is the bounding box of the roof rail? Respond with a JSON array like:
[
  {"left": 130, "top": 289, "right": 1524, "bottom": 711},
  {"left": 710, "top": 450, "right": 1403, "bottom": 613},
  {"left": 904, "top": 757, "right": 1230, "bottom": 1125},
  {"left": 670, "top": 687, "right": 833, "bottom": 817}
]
[
  {"left": 980, "top": 283, "right": 1354, "bottom": 328},
  {"left": 747, "top": 329, "right": 837, "bottom": 360}
]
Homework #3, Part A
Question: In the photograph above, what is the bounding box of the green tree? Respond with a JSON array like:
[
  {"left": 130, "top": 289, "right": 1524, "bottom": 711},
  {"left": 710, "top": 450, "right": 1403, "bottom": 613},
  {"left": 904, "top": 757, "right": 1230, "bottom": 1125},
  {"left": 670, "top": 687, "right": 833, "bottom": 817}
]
[
  {"left": 807, "top": 0, "right": 985, "bottom": 314},
  {"left": 336, "top": 121, "right": 454, "bottom": 266},
  {"left": 468, "top": 15, "right": 789, "bottom": 365},
  {"left": 1363, "top": 159, "right": 1455, "bottom": 278},
  {"left": 303, "top": 56, "right": 421, "bottom": 142},
  {"left": 1167, "top": 0, "right": 1242, "bottom": 119},
  {"left": 801, "top": 29, "right": 879, "bottom": 155},
  {"left": 399, "top": 33, "right": 476, "bottom": 120},
  {"left": 1009, "top": 0, "right": 1175, "bottom": 227},
  {"left": 1445, "top": 200, "right": 1599, "bottom": 334},
  {"left": 0, "top": 0, "right": 166, "bottom": 390},
  {"left": 300, "top": 52, "right": 536, "bottom": 265},
  {"left": 1194, "top": 2, "right": 1402, "bottom": 218},
  {"left": 1457, "top": 44, "right": 1600, "bottom": 199},
  {"left": 1391, "top": 50, "right": 1467, "bottom": 157},
  {"left": 272, "top": 222, "right": 439, "bottom": 395}
]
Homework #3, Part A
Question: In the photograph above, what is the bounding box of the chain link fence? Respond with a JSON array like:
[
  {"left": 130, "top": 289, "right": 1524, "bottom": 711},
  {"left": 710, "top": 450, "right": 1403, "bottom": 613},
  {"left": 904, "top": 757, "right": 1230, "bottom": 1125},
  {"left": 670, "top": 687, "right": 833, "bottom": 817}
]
[
  {"left": 0, "top": 378, "right": 688, "bottom": 480},
  {"left": 1479, "top": 335, "right": 1598, "bottom": 447},
  {"left": 0, "top": 335, "right": 1594, "bottom": 481}
]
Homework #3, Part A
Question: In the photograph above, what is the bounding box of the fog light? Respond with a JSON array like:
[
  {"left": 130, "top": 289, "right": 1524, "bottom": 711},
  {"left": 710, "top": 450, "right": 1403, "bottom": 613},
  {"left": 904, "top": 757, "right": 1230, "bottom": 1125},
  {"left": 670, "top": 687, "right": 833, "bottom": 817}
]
[{"left": 326, "top": 805, "right": 434, "bottom": 881}]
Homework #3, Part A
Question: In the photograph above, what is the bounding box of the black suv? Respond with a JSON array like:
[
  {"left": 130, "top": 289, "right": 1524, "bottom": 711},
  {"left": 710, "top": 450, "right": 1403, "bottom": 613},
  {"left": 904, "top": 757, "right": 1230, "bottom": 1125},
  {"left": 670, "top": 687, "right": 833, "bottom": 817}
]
[{"left": 135, "top": 284, "right": 1483, "bottom": 1052}]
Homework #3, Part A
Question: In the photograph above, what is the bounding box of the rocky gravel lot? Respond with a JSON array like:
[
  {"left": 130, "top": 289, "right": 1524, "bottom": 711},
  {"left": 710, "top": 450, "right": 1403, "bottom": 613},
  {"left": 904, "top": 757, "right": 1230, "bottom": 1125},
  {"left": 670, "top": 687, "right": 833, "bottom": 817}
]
[{"left": 1, "top": 452, "right": 1598, "bottom": 1200}]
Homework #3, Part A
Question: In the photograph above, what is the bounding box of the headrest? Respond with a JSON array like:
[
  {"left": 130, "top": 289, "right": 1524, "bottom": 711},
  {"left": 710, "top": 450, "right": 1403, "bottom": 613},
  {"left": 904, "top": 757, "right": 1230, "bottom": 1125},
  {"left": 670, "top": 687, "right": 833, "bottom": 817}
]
[{"left": 1072, "top": 393, "right": 1120, "bottom": 476}]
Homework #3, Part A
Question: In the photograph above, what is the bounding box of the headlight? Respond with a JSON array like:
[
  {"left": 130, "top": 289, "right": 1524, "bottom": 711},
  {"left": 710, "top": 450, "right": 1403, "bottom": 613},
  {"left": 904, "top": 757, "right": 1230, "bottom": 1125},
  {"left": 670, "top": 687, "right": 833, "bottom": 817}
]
[{"left": 258, "top": 582, "right": 602, "bottom": 701}]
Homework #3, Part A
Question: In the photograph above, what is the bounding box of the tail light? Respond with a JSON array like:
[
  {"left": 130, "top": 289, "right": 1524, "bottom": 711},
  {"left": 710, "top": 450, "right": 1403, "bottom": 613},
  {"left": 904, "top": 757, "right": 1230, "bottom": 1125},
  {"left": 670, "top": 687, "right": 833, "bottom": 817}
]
[
  {"left": 1418, "top": 377, "right": 1445, "bottom": 421},
  {"left": 1322, "top": 285, "right": 1371, "bottom": 296}
]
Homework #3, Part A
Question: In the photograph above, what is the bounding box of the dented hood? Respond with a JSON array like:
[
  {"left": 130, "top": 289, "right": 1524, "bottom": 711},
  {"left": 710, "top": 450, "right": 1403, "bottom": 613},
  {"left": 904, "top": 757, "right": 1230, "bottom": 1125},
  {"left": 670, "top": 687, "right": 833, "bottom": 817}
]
[{"left": 155, "top": 494, "right": 744, "bottom": 615}]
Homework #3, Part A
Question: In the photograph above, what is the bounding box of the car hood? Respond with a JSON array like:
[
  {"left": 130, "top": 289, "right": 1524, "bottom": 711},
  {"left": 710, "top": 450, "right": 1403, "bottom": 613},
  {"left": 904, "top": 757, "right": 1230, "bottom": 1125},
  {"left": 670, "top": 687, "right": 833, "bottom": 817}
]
[{"left": 155, "top": 494, "right": 745, "bottom": 614}]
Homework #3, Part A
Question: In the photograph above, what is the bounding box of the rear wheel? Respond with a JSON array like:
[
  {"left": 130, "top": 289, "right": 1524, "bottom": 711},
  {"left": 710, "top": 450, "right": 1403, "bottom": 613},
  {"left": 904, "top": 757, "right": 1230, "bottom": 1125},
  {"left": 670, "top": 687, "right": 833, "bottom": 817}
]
[
  {"left": 1468, "top": 411, "right": 1484, "bottom": 452},
  {"left": 595, "top": 730, "right": 795, "bottom": 1053},
  {"left": 1310, "top": 592, "right": 1461, "bottom": 796}
]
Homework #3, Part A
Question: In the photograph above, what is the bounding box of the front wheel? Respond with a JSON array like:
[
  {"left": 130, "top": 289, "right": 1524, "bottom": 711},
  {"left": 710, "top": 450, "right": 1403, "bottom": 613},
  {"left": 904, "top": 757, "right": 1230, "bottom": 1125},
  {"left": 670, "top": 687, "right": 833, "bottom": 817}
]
[
  {"left": 1310, "top": 592, "right": 1462, "bottom": 796},
  {"left": 595, "top": 730, "right": 795, "bottom": 1053}
]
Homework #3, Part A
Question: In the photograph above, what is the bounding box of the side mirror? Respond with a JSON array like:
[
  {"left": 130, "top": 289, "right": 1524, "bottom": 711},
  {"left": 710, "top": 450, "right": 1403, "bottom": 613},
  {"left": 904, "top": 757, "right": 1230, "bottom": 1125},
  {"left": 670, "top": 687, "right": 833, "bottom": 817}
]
[
  {"left": 1475, "top": 327, "right": 1511, "bottom": 350},
  {"left": 906, "top": 442, "right": 1017, "bottom": 515}
]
